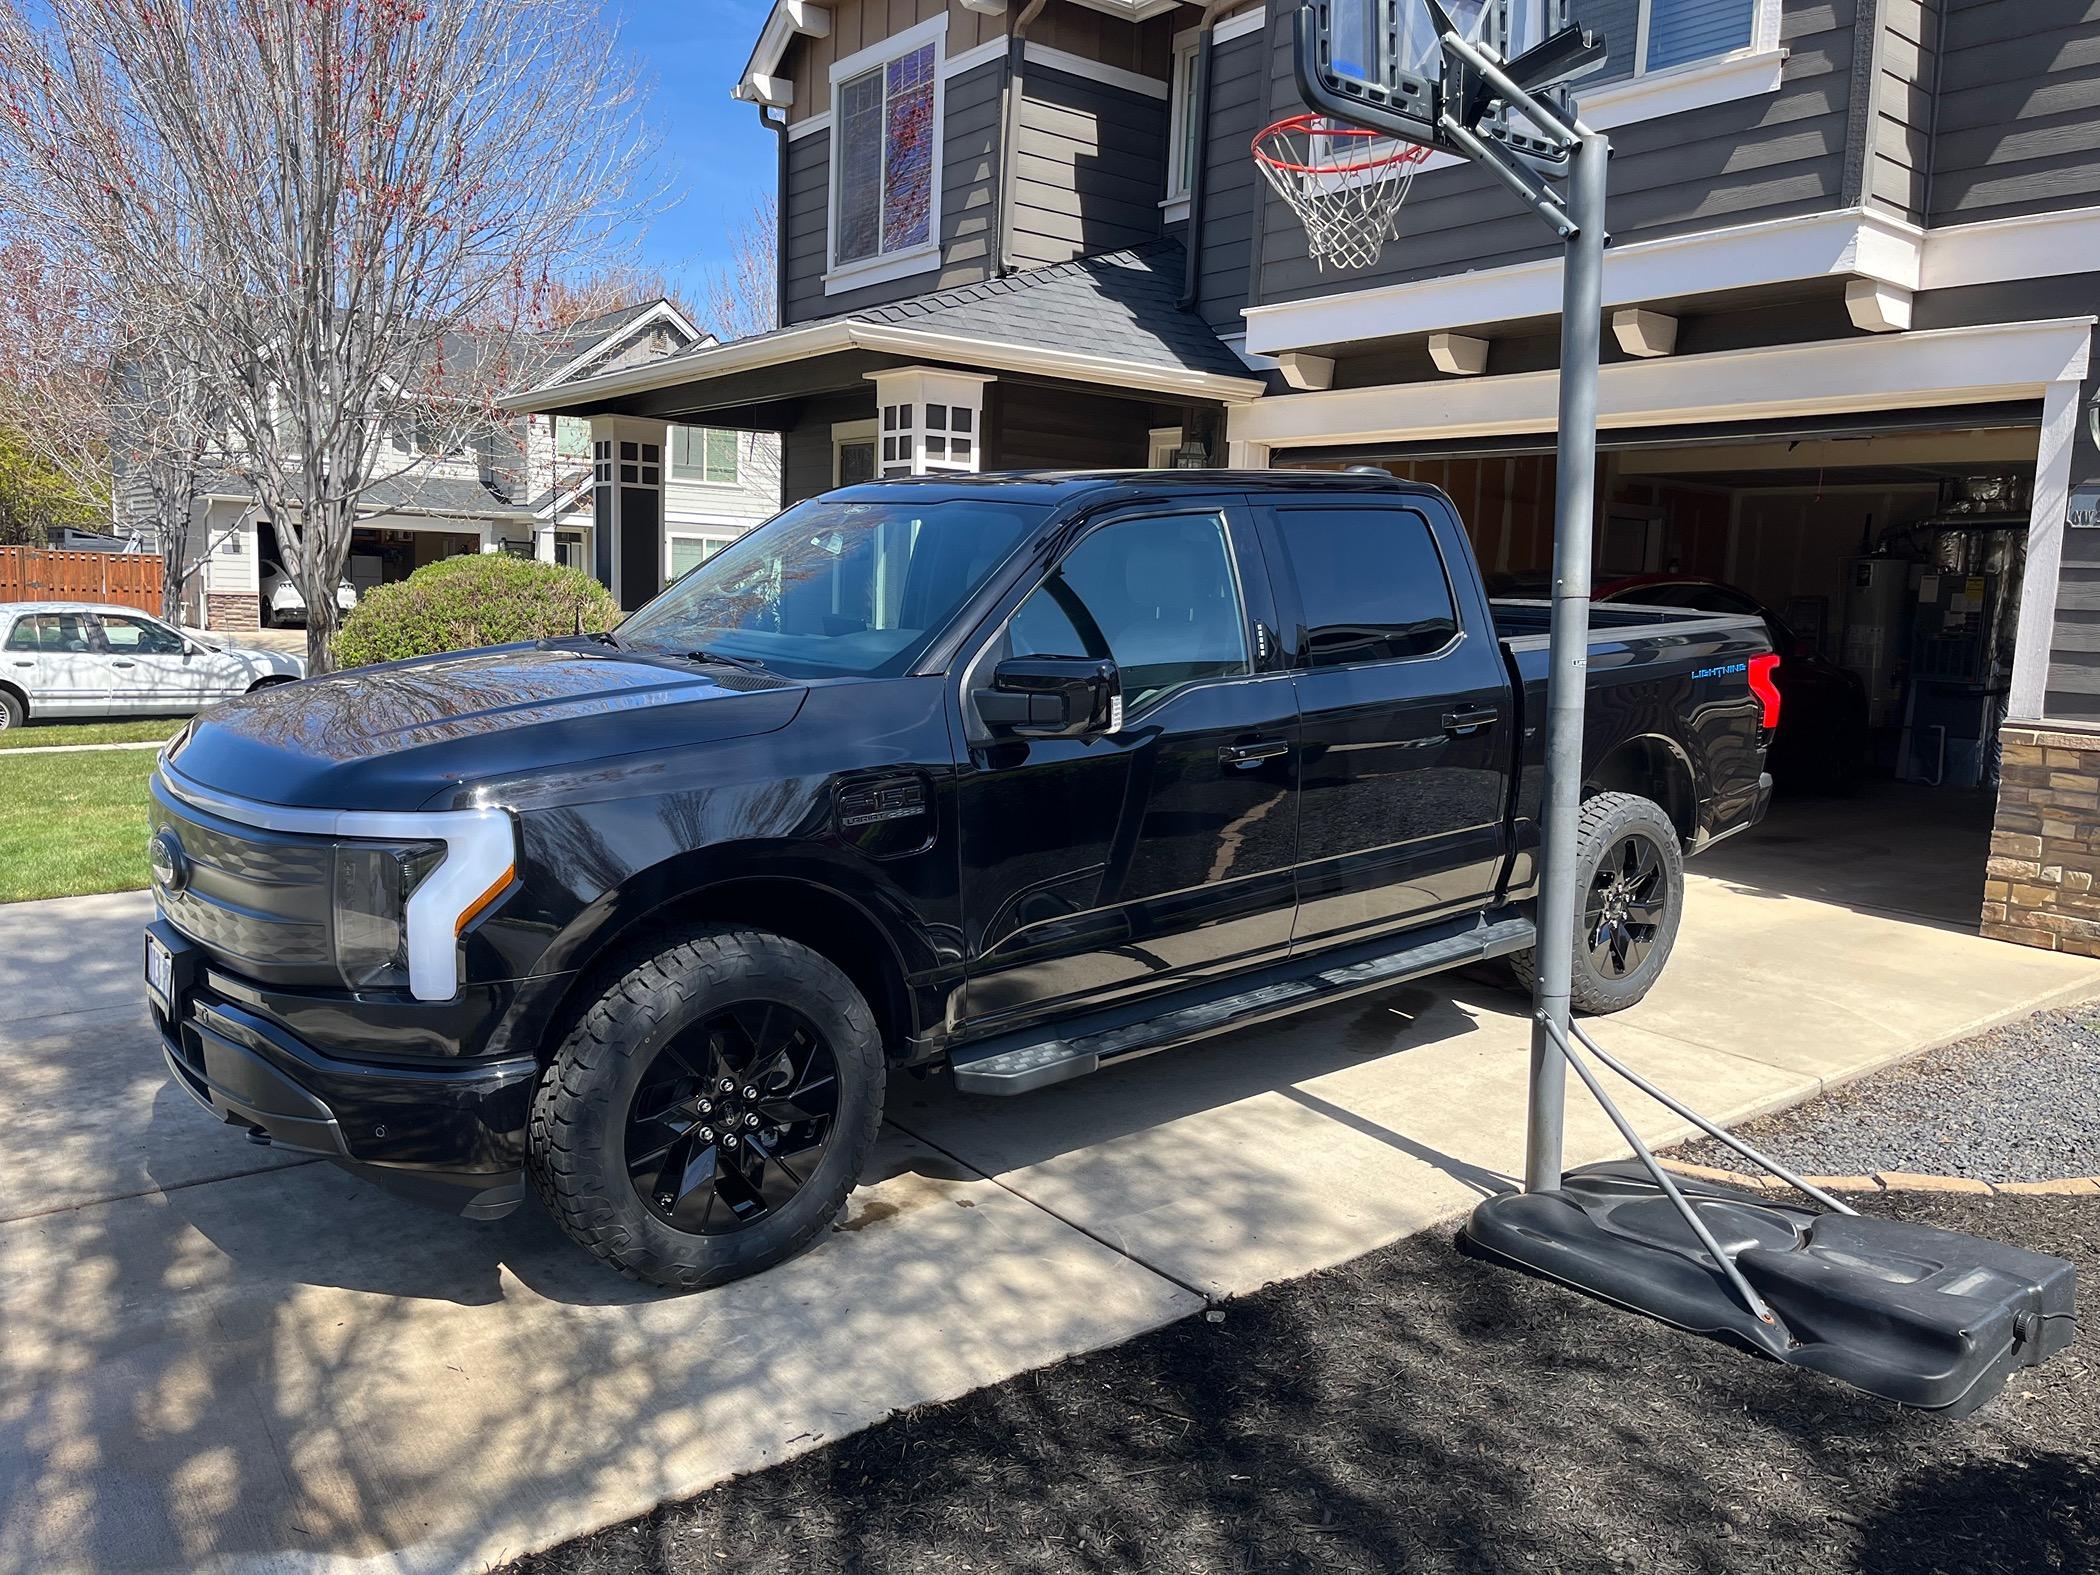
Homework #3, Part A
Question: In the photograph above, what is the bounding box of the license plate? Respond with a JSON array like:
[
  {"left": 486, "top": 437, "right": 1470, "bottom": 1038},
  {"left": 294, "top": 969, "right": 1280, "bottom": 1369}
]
[{"left": 146, "top": 931, "right": 174, "bottom": 1012}]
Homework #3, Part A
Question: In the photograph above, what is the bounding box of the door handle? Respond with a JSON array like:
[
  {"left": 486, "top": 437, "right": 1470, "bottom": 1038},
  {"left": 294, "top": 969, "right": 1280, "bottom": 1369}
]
[
  {"left": 1442, "top": 706, "right": 1499, "bottom": 736},
  {"left": 1219, "top": 738, "right": 1289, "bottom": 767},
  {"left": 112, "top": 660, "right": 136, "bottom": 668}
]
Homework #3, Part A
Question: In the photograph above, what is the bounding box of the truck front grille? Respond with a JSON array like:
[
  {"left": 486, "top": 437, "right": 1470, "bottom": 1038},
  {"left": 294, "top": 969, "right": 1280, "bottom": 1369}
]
[{"left": 150, "top": 776, "right": 337, "bottom": 985}]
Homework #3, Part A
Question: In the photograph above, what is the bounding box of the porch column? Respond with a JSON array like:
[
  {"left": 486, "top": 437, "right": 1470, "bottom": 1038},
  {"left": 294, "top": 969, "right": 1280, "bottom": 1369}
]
[
  {"left": 589, "top": 415, "right": 667, "bottom": 610},
  {"left": 866, "top": 368, "right": 995, "bottom": 477},
  {"left": 533, "top": 525, "right": 557, "bottom": 564}
]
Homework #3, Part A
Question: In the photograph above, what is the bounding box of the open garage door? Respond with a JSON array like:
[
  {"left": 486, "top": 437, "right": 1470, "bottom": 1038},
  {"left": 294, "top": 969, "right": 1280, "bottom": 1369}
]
[{"left": 1277, "top": 408, "right": 2047, "bottom": 933}]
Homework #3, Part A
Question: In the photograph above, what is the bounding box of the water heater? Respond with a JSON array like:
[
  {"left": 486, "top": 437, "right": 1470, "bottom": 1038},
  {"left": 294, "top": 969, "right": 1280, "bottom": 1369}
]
[{"left": 1840, "top": 557, "right": 1910, "bottom": 730}]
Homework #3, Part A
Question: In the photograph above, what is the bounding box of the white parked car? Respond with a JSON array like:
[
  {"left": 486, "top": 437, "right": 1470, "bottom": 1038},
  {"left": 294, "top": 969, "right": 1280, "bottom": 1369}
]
[
  {"left": 258, "top": 559, "right": 358, "bottom": 627},
  {"left": 0, "top": 603, "right": 305, "bottom": 729}
]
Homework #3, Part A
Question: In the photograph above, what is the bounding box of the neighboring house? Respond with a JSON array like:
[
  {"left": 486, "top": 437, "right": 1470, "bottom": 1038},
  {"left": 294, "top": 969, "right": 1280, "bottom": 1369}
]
[
  {"left": 121, "top": 300, "right": 781, "bottom": 629},
  {"left": 503, "top": 0, "right": 2100, "bottom": 951}
]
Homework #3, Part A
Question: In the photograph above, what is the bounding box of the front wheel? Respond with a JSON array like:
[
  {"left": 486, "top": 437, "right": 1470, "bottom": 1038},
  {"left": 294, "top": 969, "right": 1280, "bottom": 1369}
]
[
  {"left": 528, "top": 926, "right": 885, "bottom": 1291},
  {"left": 1509, "top": 791, "right": 1685, "bottom": 1014}
]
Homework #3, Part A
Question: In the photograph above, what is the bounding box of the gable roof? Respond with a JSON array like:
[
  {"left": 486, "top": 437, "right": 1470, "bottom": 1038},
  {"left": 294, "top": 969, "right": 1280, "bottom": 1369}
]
[{"left": 502, "top": 241, "right": 1265, "bottom": 414}]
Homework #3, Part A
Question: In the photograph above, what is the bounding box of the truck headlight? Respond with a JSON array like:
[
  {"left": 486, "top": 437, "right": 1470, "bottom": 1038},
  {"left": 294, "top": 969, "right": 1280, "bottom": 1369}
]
[
  {"left": 332, "top": 840, "right": 445, "bottom": 990},
  {"left": 328, "top": 812, "right": 516, "bottom": 998}
]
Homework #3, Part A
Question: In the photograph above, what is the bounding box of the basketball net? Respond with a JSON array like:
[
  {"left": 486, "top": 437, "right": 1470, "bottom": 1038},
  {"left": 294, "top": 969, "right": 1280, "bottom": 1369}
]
[{"left": 1253, "top": 113, "right": 1431, "bottom": 272}]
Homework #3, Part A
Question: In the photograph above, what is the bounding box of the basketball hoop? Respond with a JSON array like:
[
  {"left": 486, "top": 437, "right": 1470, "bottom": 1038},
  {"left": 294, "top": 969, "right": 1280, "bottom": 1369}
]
[{"left": 1252, "top": 112, "right": 1431, "bottom": 272}]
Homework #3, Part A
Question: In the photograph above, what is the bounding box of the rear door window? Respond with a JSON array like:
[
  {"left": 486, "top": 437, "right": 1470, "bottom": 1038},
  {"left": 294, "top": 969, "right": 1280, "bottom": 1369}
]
[{"left": 1268, "top": 506, "right": 1458, "bottom": 665}]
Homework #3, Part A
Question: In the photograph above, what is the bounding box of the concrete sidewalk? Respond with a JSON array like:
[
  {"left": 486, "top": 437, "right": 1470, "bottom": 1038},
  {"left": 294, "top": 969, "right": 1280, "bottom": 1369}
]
[{"left": 1, "top": 834, "right": 2094, "bottom": 1572}]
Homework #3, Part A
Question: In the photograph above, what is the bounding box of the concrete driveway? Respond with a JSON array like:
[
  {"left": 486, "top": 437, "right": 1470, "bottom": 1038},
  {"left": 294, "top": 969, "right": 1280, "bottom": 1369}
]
[{"left": 4, "top": 793, "right": 2094, "bottom": 1572}]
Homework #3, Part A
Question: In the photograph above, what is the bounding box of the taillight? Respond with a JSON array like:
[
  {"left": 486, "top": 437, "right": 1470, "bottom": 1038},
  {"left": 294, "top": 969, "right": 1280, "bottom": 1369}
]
[{"left": 1749, "top": 652, "right": 1782, "bottom": 730}]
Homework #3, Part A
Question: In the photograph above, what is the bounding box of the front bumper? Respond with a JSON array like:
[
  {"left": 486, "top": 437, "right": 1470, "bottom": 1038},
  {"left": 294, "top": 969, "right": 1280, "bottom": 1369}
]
[{"left": 150, "top": 919, "right": 539, "bottom": 1218}]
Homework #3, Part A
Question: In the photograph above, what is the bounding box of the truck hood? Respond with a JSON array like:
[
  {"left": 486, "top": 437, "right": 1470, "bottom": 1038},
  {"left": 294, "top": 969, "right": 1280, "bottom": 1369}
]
[{"left": 167, "top": 643, "right": 807, "bottom": 811}]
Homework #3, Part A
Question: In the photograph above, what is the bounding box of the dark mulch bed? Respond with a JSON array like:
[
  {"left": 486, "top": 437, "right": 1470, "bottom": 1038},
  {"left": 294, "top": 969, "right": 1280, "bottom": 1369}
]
[{"left": 508, "top": 1192, "right": 2100, "bottom": 1575}]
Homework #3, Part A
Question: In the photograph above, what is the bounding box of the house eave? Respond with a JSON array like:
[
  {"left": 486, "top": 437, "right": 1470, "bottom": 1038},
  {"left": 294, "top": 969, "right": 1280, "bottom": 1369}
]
[{"left": 500, "top": 320, "right": 1268, "bottom": 415}]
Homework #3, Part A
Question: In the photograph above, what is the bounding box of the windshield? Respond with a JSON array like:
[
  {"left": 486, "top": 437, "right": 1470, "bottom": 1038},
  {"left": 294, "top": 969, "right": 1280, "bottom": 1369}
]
[{"left": 617, "top": 496, "right": 1046, "bottom": 679}]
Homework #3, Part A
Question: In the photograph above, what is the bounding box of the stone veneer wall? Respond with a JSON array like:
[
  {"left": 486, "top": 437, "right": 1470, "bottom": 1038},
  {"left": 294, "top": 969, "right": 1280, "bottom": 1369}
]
[
  {"left": 206, "top": 593, "right": 261, "bottom": 631},
  {"left": 1985, "top": 724, "right": 2100, "bottom": 956}
]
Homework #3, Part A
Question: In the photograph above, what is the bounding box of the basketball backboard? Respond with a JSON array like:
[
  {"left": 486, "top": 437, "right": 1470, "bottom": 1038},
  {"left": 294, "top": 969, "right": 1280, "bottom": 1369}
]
[{"left": 1295, "top": 0, "right": 1603, "bottom": 166}]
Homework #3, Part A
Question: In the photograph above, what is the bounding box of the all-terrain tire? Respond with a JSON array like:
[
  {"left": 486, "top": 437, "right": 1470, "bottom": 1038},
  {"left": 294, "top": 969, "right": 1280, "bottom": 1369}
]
[
  {"left": 1508, "top": 791, "right": 1685, "bottom": 1014},
  {"left": 528, "top": 925, "right": 885, "bottom": 1291}
]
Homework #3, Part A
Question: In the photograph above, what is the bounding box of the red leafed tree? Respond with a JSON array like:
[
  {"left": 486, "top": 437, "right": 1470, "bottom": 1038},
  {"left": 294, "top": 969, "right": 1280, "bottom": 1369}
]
[{"left": 0, "top": 0, "right": 653, "bottom": 669}]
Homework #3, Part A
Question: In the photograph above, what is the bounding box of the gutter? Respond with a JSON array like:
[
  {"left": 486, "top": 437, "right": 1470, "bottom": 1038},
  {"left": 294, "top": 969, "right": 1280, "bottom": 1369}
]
[
  {"left": 996, "top": 0, "right": 1051, "bottom": 278},
  {"left": 496, "top": 318, "right": 1268, "bottom": 412},
  {"left": 757, "top": 103, "right": 791, "bottom": 328}
]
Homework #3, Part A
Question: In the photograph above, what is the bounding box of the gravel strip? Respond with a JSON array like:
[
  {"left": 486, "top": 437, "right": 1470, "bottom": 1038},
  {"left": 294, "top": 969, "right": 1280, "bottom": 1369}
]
[{"left": 1672, "top": 1003, "right": 2100, "bottom": 1183}]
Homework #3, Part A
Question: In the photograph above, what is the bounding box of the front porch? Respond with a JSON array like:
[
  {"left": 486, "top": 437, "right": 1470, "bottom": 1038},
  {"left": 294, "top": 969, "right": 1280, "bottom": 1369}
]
[{"left": 503, "top": 243, "right": 1267, "bottom": 609}]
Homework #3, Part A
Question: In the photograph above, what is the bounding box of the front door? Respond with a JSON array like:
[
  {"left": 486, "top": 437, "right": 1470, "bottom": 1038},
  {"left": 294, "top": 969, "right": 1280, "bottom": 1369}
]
[
  {"left": 956, "top": 504, "right": 1298, "bottom": 1030},
  {"left": 93, "top": 613, "right": 216, "bottom": 710},
  {"left": 1256, "top": 498, "right": 1511, "bottom": 953}
]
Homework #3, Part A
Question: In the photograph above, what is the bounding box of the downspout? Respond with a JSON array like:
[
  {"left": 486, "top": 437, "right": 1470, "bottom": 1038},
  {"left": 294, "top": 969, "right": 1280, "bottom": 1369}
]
[
  {"left": 757, "top": 103, "right": 791, "bottom": 330},
  {"left": 996, "top": 0, "right": 1052, "bottom": 277},
  {"left": 1179, "top": 0, "right": 1237, "bottom": 309}
]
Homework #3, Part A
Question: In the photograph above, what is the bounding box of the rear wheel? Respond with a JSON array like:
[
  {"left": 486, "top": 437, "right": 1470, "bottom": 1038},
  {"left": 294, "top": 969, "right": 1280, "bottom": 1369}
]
[
  {"left": 528, "top": 926, "right": 885, "bottom": 1291},
  {"left": 1509, "top": 791, "right": 1685, "bottom": 1013},
  {"left": 0, "top": 689, "right": 20, "bottom": 731}
]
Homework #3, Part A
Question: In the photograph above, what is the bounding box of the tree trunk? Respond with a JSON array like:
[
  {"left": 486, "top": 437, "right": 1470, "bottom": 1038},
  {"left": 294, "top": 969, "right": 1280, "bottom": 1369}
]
[{"left": 305, "top": 588, "right": 340, "bottom": 673}]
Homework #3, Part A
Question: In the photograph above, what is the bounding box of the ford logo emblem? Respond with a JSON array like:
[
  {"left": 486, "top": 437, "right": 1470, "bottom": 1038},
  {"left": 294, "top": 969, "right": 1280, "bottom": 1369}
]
[{"left": 149, "top": 830, "right": 189, "bottom": 894}]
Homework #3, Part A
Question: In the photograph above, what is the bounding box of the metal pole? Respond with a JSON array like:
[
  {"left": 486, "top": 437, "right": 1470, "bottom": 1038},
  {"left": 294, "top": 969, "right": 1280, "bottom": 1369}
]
[{"left": 1523, "top": 126, "right": 1609, "bottom": 1195}]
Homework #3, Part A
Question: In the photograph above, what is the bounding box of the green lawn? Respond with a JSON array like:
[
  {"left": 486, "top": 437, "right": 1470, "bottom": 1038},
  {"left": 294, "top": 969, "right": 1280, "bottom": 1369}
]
[
  {"left": 0, "top": 748, "right": 159, "bottom": 902},
  {"left": 0, "top": 718, "right": 185, "bottom": 750}
]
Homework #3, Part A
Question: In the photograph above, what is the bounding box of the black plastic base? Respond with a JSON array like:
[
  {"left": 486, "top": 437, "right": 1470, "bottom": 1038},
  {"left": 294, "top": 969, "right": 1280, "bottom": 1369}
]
[{"left": 1461, "top": 1162, "right": 2077, "bottom": 1417}]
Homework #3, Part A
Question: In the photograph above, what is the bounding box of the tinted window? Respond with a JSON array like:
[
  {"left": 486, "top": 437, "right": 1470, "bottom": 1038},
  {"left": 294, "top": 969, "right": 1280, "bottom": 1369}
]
[
  {"left": 1005, "top": 512, "right": 1249, "bottom": 709},
  {"left": 1272, "top": 506, "right": 1457, "bottom": 665},
  {"left": 619, "top": 497, "right": 1044, "bottom": 679}
]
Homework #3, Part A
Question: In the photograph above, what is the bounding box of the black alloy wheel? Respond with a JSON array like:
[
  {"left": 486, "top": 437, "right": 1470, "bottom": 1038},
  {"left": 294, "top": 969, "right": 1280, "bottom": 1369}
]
[
  {"left": 625, "top": 1003, "right": 840, "bottom": 1235},
  {"left": 1584, "top": 831, "right": 1668, "bottom": 980}
]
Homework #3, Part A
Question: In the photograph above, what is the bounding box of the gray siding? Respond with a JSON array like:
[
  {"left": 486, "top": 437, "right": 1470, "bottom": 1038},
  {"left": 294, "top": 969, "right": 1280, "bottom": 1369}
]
[
  {"left": 1193, "top": 31, "right": 1265, "bottom": 333},
  {"left": 1929, "top": 0, "right": 2100, "bottom": 223},
  {"left": 782, "top": 58, "right": 1006, "bottom": 327},
  {"left": 1009, "top": 64, "right": 1169, "bottom": 269},
  {"left": 1255, "top": 0, "right": 1859, "bottom": 305},
  {"left": 1862, "top": 0, "right": 1938, "bottom": 218}
]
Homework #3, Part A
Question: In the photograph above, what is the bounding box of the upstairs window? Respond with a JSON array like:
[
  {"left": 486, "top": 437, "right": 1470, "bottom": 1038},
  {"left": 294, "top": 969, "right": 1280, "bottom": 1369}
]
[
  {"left": 1640, "top": 0, "right": 1757, "bottom": 72},
  {"left": 833, "top": 25, "right": 940, "bottom": 276},
  {"left": 554, "top": 416, "right": 591, "bottom": 463},
  {"left": 671, "top": 426, "right": 740, "bottom": 486}
]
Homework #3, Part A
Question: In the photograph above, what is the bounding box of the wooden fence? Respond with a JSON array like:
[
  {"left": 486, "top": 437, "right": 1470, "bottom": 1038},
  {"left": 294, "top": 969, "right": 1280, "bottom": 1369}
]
[{"left": 0, "top": 547, "right": 165, "bottom": 614}]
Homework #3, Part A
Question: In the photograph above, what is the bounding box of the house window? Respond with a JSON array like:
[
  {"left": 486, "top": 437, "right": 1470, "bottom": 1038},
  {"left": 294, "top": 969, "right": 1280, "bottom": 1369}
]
[
  {"left": 879, "top": 401, "right": 976, "bottom": 478},
  {"left": 831, "top": 21, "right": 942, "bottom": 277},
  {"left": 671, "top": 427, "right": 740, "bottom": 486},
  {"left": 1639, "top": 0, "right": 1757, "bottom": 72},
  {"left": 1167, "top": 37, "right": 1201, "bottom": 201},
  {"left": 668, "top": 534, "right": 733, "bottom": 579},
  {"left": 554, "top": 417, "right": 591, "bottom": 462}
]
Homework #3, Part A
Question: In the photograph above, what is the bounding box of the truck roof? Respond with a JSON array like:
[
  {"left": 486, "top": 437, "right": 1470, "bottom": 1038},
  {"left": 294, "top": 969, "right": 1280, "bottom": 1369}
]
[{"left": 826, "top": 468, "right": 1443, "bottom": 507}]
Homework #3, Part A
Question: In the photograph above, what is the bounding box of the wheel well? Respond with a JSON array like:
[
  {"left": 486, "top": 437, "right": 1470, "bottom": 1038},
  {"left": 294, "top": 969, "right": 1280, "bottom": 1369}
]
[
  {"left": 246, "top": 676, "right": 295, "bottom": 693},
  {"left": 1585, "top": 737, "right": 1696, "bottom": 845},
  {"left": 534, "top": 878, "right": 914, "bottom": 1069}
]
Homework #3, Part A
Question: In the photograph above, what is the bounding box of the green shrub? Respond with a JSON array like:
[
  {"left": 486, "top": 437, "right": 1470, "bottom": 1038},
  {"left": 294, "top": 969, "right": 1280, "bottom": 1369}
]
[{"left": 331, "top": 553, "right": 622, "bottom": 668}]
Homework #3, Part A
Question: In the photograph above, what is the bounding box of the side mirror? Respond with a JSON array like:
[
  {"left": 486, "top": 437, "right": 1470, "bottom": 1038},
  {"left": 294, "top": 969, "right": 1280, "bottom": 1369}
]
[{"left": 976, "top": 656, "right": 1120, "bottom": 739}]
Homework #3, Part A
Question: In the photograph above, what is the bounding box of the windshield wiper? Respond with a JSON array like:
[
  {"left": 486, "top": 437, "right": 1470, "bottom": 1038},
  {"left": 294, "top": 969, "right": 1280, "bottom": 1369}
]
[{"left": 683, "top": 647, "right": 773, "bottom": 676}]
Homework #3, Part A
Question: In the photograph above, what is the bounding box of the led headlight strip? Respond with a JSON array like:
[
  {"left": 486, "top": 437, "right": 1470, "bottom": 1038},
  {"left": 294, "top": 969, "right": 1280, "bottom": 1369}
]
[{"left": 158, "top": 762, "right": 516, "bottom": 1002}]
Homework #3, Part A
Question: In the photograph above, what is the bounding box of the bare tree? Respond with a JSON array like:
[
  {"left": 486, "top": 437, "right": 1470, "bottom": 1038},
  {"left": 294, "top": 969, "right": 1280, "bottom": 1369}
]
[
  {"left": 698, "top": 195, "right": 780, "bottom": 344},
  {"left": 0, "top": 0, "right": 654, "bottom": 669},
  {"left": 0, "top": 235, "right": 225, "bottom": 618}
]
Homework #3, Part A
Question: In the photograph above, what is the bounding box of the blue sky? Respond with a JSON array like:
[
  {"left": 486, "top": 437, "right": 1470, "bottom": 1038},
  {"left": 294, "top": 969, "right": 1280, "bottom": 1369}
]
[{"left": 617, "top": 0, "right": 780, "bottom": 305}]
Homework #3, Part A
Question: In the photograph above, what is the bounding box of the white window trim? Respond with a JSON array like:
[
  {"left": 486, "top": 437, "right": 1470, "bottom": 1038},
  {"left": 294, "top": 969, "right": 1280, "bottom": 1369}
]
[
  {"left": 832, "top": 417, "right": 878, "bottom": 485},
  {"left": 1165, "top": 29, "right": 1201, "bottom": 203},
  {"left": 825, "top": 12, "right": 948, "bottom": 296},
  {"left": 669, "top": 426, "right": 745, "bottom": 490}
]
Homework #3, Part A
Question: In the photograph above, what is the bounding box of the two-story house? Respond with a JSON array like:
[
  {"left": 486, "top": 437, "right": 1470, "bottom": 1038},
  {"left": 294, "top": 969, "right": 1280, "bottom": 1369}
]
[
  {"left": 505, "top": 0, "right": 2100, "bottom": 951},
  {"left": 163, "top": 300, "right": 782, "bottom": 629}
]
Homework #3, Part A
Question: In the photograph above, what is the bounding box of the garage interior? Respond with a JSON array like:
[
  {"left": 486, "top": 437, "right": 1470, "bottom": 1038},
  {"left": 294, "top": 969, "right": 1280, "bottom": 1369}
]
[{"left": 1282, "top": 409, "right": 2044, "bottom": 933}]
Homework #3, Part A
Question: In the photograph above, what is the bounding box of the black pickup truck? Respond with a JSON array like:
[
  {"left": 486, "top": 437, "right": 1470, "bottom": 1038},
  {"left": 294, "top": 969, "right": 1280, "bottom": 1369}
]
[{"left": 146, "top": 471, "right": 1776, "bottom": 1289}]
